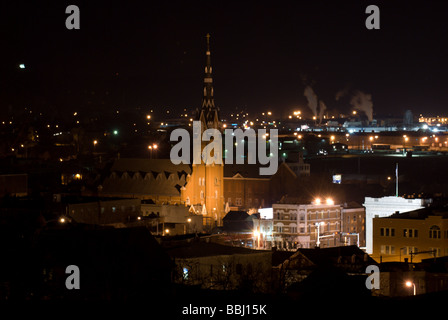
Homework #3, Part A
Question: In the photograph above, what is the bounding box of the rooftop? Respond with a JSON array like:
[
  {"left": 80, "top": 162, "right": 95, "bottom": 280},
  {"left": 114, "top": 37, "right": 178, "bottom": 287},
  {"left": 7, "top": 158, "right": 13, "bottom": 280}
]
[
  {"left": 166, "top": 241, "right": 269, "bottom": 259},
  {"left": 381, "top": 206, "right": 448, "bottom": 220}
]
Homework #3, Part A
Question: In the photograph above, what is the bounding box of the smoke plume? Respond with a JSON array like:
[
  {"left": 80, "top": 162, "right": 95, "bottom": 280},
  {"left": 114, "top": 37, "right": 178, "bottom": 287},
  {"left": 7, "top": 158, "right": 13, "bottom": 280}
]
[
  {"left": 304, "top": 85, "right": 318, "bottom": 117},
  {"left": 350, "top": 90, "right": 373, "bottom": 122},
  {"left": 318, "top": 101, "right": 327, "bottom": 124}
]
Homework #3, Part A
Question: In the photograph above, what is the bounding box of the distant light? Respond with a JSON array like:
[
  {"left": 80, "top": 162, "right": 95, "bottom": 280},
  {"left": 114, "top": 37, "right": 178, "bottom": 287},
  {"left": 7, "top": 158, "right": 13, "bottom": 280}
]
[
  {"left": 314, "top": 198, "right": 321, "bottom": 205},
  {"left": 59, "top": 217, "right": 66, "bottom": 223},
  {"left": 19, "top": 63, "right": 25, "bottom": 69},
  {"left": 93, "top": 140, "right": 98, "bottom": 145},
  {"left": 326, "top": 198, "right": 334, "bottom": 205},
  {"left": 113, "top": 130, "right": 118, "bottom": 135},
  {"left": 75, "top": 173, "right": 81, "bottom": 179},
  {"left": 146, "top": 115, "right": 151, "bottom": 120}
]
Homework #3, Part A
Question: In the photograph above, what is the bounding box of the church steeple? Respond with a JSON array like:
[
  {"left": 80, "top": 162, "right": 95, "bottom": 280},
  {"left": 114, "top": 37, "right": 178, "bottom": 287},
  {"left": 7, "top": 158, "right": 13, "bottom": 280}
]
[{"left": 199, "top": 33, "right": 220, "bottom": 130}]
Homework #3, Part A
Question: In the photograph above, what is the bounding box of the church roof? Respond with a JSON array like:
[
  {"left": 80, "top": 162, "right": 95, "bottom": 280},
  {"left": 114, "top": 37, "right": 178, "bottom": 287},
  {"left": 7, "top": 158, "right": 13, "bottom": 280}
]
[{"left": 101, "top": 158, "right": 191, "bottom": 197}]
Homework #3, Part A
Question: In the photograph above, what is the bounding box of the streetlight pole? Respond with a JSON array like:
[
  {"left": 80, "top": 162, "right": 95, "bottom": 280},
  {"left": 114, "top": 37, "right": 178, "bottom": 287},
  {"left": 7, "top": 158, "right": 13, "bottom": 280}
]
[{"left": 315, "top": 222, "right": 324, "bottom": 247}]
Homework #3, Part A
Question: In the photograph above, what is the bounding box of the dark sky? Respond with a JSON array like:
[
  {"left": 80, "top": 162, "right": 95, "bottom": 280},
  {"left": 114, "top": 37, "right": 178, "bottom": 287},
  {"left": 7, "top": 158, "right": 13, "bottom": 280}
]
[{"left": 2, "top": 1, "right": 448, "bottom": 119}]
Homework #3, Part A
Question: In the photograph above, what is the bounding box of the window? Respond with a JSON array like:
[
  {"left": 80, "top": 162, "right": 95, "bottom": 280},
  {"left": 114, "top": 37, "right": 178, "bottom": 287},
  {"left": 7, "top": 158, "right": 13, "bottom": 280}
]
[
  {"left": 430, "top": 226, "right": 441, "bottom": 239},
  {"left": 112, "top": 206, "right": 117, "bottom": 213},
  {"left": 200, "top": 190, "right": 204, "bottom": 199},
  {"left": 235, "top": 198, "right": 242, "bottom": 206},
  {"left": 380, "top": 245, "right": 395, "bottom": 255},
  {"left": 403, "top": 228, "right": 418, "bottom": 238},
  {"left": 381, "top": 227, "right": 395, "bottom": 237}
]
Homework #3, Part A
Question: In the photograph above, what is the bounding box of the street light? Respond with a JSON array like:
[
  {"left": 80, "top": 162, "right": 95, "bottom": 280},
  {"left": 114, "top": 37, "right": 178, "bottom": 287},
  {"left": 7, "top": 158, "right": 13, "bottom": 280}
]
[
  {"left": 315, "top": 222, "right": 324, "bottom": 247},
  {"left": 405, "top": 281, "right": 416, "bottom": 296}
]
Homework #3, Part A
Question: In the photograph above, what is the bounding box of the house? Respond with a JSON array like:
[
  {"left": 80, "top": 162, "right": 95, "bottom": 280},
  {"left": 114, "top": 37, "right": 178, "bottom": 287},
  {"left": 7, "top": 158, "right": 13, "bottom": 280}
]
[
  {"left": 272, "top": 245, "right": 377, "bottom": 297},
  {"left": 167, "top": 240, "right": 272, "bottom": 293}
]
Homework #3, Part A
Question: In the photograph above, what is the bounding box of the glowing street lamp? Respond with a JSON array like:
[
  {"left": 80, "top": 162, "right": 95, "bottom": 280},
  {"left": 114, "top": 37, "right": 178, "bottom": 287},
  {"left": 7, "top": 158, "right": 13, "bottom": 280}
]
[
  {"left": 326, "top": 198, "right": 334, "bottom": 205},
  {"left": 315, "top": 222, "right": 325, "bottom": 247},
  {"left": 405, "top": 281, "right": 416, "bottom": 295}
]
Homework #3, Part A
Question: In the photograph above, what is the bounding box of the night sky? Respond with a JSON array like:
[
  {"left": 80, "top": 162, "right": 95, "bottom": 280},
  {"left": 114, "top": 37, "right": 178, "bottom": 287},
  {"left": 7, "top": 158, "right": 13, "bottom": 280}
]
[{"left": 2, "top": 1, "right": 448, "bottom": 119}]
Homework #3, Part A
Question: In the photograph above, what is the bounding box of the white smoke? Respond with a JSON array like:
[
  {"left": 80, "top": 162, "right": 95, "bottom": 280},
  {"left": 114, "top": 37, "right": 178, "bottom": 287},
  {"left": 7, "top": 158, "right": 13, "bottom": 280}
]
[
  {"left": 318, "top": 101, "right": 327, "bottom": 124},
  {"left": 304, "top": 86, "right": 318, "bottom": 117},
  {"left": 350, "top": 90, "right": 373, "bottom": 122}
]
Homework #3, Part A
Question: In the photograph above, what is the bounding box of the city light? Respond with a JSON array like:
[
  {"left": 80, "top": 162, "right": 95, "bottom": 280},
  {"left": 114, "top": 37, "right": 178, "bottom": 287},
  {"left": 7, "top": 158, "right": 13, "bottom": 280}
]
[
  {"left": 19, "top": 63, "right": 25, "bottom": 69},
  {"left": 326, "top": 198, "right": 334, "bottom": 205},
  {"left": 405, "top": 281, "right": 416, "bottom": 295},
  {"left": 314, "top": 198, "right": 321, "bottom": 205}
]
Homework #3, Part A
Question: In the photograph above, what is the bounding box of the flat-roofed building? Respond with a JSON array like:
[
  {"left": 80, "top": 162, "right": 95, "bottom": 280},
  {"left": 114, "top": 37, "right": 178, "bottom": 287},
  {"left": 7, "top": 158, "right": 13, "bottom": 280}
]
[
  {"left": 363, "top": 196, "right": 427, "bottom": 253},
  {"left": 372, "top": 207, "right": 448, "bottom": 263}
]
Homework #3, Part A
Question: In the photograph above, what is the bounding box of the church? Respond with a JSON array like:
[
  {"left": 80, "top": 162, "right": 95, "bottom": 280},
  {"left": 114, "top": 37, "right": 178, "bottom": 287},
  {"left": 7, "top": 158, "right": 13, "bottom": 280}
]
[
  {"left": 180, "top": 33, "right": 225, "bottom": 227},
  {"left": 99, "top": 34, "right": 225, "bottom": 228}
]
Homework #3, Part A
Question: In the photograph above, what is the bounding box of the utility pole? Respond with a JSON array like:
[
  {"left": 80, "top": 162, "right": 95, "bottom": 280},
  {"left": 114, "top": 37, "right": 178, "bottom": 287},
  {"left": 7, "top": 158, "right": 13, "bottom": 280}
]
[{"left": 395, "top": 163, "right": 399, "bottom": 197}]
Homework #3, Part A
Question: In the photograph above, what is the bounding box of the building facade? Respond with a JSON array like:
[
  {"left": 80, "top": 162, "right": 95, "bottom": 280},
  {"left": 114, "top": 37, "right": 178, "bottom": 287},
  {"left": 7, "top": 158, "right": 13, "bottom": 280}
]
[
  {"left": 341, "top": 202, "right": 366, "bottom": 248},
  {"left": 363, "top": 196, "right": 427, "bottom": 253},
  {"left": 268, "top": 202, "right": 343, "bottom": 250},
  {"left": 372, "top": 208, "right": 448, "bottom": 263}
]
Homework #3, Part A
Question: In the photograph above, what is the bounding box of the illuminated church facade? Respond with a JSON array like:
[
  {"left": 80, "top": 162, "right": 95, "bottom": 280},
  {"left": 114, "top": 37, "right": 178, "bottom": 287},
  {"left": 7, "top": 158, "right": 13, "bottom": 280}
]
[{"left": 181, "top": 34, "right": 225, "bottom": 227}]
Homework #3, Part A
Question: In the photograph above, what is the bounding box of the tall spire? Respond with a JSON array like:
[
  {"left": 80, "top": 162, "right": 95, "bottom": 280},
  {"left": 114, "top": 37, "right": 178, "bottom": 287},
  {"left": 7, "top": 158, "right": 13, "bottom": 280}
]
[
  {"left": 199, "top": 33, "right": 220, "bottom": 130},
  {"left": 202, "top": 33, "right": 215, "bottom": 109}
]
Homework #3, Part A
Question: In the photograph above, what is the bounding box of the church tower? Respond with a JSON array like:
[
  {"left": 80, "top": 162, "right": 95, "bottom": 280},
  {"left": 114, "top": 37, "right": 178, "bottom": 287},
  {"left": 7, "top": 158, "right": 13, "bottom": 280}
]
[
  {"left": 199, "top": 33, "right": 220, "bottom": 131},
  {"left": 183, "top": 34, "right": 224, "bottom": 229}
]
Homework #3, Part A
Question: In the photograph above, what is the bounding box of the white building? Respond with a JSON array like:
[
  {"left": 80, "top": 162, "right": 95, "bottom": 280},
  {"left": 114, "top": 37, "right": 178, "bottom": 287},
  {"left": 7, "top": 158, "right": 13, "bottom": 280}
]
[
  {"left": 363, "top": 196, "right": 428, "bottom": 253},
  {"left": 267, "top": 201, "right": 342, "bottom": 250}
]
